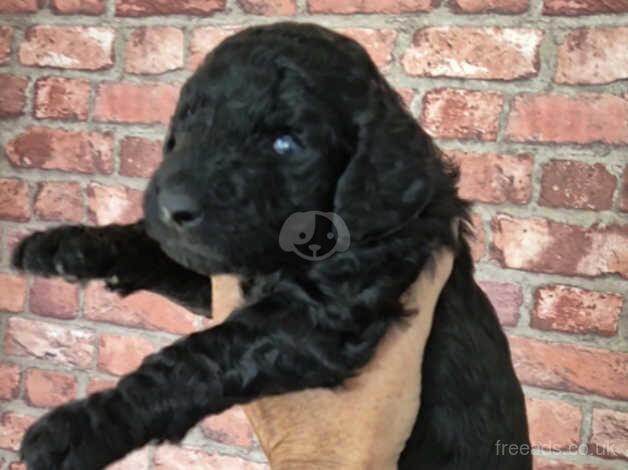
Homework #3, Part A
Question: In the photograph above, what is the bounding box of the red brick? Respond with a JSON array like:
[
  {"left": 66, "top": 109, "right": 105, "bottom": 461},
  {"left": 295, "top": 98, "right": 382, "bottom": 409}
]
[
  {"left": 0, "top": 75, "right": 28, "bottom": 117},
  {"left": 87, "top": 377, "right": 117, "bottom": 395},
  {"left": 543, "top": 0, "right": 628, "bottom": 15},
  {"left": 337, "top": 28, "right": 397, "bottom": 71},
  {"left": 396, "top": 88, "right": 415, "bottom": 108},
  {"left": 556, "top": 28, "right": 628, "bottom": 85},
  {"left": 540, "top": 160, "right": 616, "bottom": 210},
  {"left": 533, "top": 458, "right": 609, "bottom": 470},
  {"left": 469, "top": 212, "right": 485, "bottom": 261},
  {"left": 125, "top": 27, "right": 184, "bottom": 75},
  {"left": 403, "top": 27, "right": 542, "bottom": 80},
  {"left": 0, "top": 362, "right": 20, "bottom": 400},
  {"left": 108, "top": 448, "right": 150, "bottom": 470},
  {"left": 94, "top": 82, "right": 179, "bottom": 124},
  {"left": 621, "top": 166, "right": 628, "bottom": 212},
  {"left": 188, "top": 26, "right": 242, "bottom": 70},
  {"left": 308, "top": 0, "right": 434, "bottom": 13},
  {"left": 24, "top": 368, "right": 78, "bottom": 407},
  {"left": 5, "top": 127, "right": 114, "bottom": 174},
  {"left": 119, "top": 137, "right": 162, "bottom": 178},
  {"left": 0, "top": 178, "right": 29, "bottom": 223},
  {"left": 589, "top": 408, "right": 628, "bottom": 460},
  {"left": 533, "top": 285, "right": 622, "bottom": 336},
  {"left": 421, "top": 89, "right": 503, "bottom": 140},
  {"left": 0, "top": 412, "right": 36, "bottom": 452},
  {"left": 87, "top": 183, "right": 143, "bottom": 225},
  {"left": 30, "top": 278, "right": 79, "bottom": 320},
  {"left": 238, "top": 0, "right": 296, "bottom": 14},
  {"left": 450, "top": 0, "right": 529, "bottom": 13},
  {"left": 506, "top": 94, "right": 628, "bottom": 145},
  {"left": 116, "top": 0, "right": 226, "bottom": 16},
  {"left": 0, "top": 0, "right": 38, "bottom": 13},
  {"left": 200, "top": 407, "right": 255, "bottom": 449},
  {"left": 84, "top": 283, "right": 198, "bottom": 335},
  {"left": 447, "top": 151, "right": 532, "bottom": 204},
  {"left": 8, "top": 463, "right": 26, "bottom": 470},
  {"left": 34, "top": 181, "right": 83, "bottom": 222},
  {"left": 4, "top": 316, "right": 95, "bottom": 368},
  {"left": 153, "top": 445, "right": 269, "bottom": 469},
  {"left": 34, "top": 76, "right": 90, "bottom": 121},
  {"left": 51, "top": 0, "right": 106, "bottom": 14},
  {"left": 0, "top": 273, "right": 27, "bottom": 313},
  {"left": 525, "top": 397, "right": 582, "bottom": 450},
  {"left": 477, "top": 281, "right": 522, "bottom": 326},
  {"left": 97, "top": 333, "right": 156, "bottom": 376},
  {"left": 491, "top": 215, "right": 628, "bottom": 278},
  {"left": 0, "top": 26, "right": 12, "bottom": 64},
  {"left": 509, "top": 336, "right": 628, "bottom": 400},
  {"left": 19, "top": 26, "right": 114, "bottom": 70}
]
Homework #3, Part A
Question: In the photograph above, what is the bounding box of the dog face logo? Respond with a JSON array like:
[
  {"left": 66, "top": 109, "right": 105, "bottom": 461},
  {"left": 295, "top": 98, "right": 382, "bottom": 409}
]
[{"left": 279, "top": 211, "right": 350, "bottom": 261}]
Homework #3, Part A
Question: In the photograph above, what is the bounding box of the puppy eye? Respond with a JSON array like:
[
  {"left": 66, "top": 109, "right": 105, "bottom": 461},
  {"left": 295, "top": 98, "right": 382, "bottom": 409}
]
[{"left": 273, "top": 135, "right": 300, "bottom": 155}]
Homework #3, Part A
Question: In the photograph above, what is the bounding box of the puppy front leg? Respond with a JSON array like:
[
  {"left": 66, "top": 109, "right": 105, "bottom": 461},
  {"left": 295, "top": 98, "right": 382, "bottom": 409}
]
[
  {"left": 12, "top": 221, "right": 212, "bottom": 315},
  {"left": 20, "top": 291, "right": 389, "bottom": 470}
]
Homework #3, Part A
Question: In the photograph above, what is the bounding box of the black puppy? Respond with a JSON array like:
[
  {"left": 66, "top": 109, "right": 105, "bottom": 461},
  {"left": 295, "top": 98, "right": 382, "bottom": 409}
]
[{"left": 12, "top": 23, "right": 531, "bottom": 470}]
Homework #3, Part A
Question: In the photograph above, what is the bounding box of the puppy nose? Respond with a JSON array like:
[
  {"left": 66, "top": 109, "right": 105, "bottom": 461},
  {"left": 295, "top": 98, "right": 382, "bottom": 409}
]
[{"left": 158, "top": 188, "right": 201, "bottom": 228}]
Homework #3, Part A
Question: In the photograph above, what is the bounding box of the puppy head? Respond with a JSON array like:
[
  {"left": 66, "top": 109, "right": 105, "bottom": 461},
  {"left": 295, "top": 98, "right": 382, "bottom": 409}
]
[{"left": 144, "top": 22, "right": 437, "bottom": 276}]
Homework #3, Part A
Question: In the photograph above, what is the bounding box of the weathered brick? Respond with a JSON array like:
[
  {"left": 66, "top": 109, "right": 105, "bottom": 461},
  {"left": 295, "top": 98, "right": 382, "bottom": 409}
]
[
  {"left": 533, "top": 285, "right": 622, "bottom": 336},
  {"left": 396, "top": 87, "right": 415, "bottom": 108},
  {"left": 153, "top": 445, "right": 269, "bottom": 469},
  {"left": 108, "top": 448, "right": 150, "bottom": 470},
  {"left": 506, "top": 94, "right": 628, "bottom": 145},
  {"left": 477, "top": 281, "right": 522, "bottom": 326},
  {"left": 19, "top": 26, "right": 114, "bottom": 70},
  {"left": 119, "top": 137, "right": 162, "bottom": 178},
  {"left": 0, "top": 273, "right": 27, "bottom": 313},
  {"left": 491, "top": 215, "right": 628, "bottom": 278},
  {"left": 94, "top": 82, "right": 179, "bottom": 124},
  {"left": 0, "top": 362, "right": 20, "bottom": 400},
  {"left": 533, "top": 458, "right": 608, "bottom": 470},
  {"left": 87, "top": 183, "right": 143, "bottom": 225},
  {"left": 450, "top": 0, "right": 529, "bottom": 13},
  {"left": 51, "top": 0, "right": 106, "bottom": 15},
  {"left": 0, "top": 0, "right": 38, "bottom": 13},
  {"left": 34, "top": 181, "right": 83, "bottom": 222},
  {"left": 24, "top": 368, "right": 78, "bottom": 407},
  {"left": 468, "top": 212, "right": 485, "bottom": 262},
  {"left": 84, "top": 283, "right": 198, "bottom": 335},
  {"left": 30, "top": 278, "right": 79, "bottom": 320},
  {"left": 34, "top": 76, "right": 90, "bottom": 121},
  {"left": 543, "top": 0, "right": 628, "bottom": 16},
  {"left": 238, "top": 0, "right": 297, "bottom": 15},
  {"left": 116, "top": 0, "right": 226, "bottom": 16},
  {"left": 4, "top": 316, "right": 95, "bottom": 368},
  {"left": 125, "top": 27, "right": 184, "bottom": 75},
  {"left": 402, "top": 27, "right": 542, "bottom": 80},
  {"left": 0, "top": 75, "right": 28, "bottom": 117},
  {"left": 337, "top": 28, "right": 397, "bottom": 71},
  {"left": 86, "top": 377, "right": 117, "bottom": 395},
  {"left": 556, "top": 28, "right": 628, "bottom": 85},
  {"left": 188, "top": 26, "right": 242, "bottom": 70},
  {"left": 526, "top": 397, "right": 582, "bottom": 450},
  {"left": 447, "top": 151, "right": 533, "bottom": 204},
  {"left": 308, "top": 0, "right": 434, "bottom": 14},
  {"left": 97, "top": 334, "right": 155, "bottom": 376},
  {"left": 0, "top": 178, "right": 29, "bottom": 222},
  {"left": 5, "top": 127, "right": 114, "bottom": 174},
  {"left": 588, "top": 408, "right": 628, "bottom": 460},
  {"left": 201, "top": 407, "right": 255, "bottom": 449},
  {"left": 509, "top": 336, "right": 628, "bottom": 399},
  {"left": 0, "top": 26, "right": 12, "bottom": 64},
  {"left": 421, "top": 89, "right": 503, "bottom": 140},
  {"left": 0, "top": 412, "right": 36, "bottom": 452},
  {"left": 540, "top": 160, "right": 616, "bottom": 210},
  {"left": 621, "top": 166, "right": 628, "bottom": 212}
]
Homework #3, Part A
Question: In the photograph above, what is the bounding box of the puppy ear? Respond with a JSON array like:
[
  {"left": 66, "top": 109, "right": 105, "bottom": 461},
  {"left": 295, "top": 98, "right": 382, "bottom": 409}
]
[{"left": 333, "top": 81, "right": 435, "bottom": 242}]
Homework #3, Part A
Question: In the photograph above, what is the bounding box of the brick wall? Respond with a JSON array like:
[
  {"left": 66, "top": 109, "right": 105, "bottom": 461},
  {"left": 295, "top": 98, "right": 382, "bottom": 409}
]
[{"left": 0, "top": 1, "right": 626, "bottom": 469}]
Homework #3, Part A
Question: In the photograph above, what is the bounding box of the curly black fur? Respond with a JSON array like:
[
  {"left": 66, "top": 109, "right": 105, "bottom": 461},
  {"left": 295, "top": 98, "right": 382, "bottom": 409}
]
[{"left": 12, "top": 23, "right": 530, "bottom": 470}]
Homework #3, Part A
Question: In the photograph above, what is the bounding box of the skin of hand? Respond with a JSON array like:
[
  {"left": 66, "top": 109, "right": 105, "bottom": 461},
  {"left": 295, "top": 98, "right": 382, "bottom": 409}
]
[{"left": 210, "top": 248, "right": 455, "bottom": 470}]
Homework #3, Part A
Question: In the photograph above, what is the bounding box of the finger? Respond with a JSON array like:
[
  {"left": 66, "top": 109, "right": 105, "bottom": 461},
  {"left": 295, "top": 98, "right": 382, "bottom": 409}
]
[{"left": 211, "top": 275, "right": 244, "bottom": 323}]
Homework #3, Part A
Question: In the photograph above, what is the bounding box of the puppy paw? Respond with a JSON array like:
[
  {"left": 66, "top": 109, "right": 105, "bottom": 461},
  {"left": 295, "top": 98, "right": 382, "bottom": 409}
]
[{"left": 12, "top": 226, "right": 116, "bottom": 281}]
